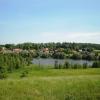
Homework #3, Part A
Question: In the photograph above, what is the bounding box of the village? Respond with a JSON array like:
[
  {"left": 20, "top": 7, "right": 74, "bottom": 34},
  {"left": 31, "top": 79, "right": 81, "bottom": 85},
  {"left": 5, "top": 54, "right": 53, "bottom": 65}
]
[{"left": 0, "top": 44, "right": 100, "bottom": 60}]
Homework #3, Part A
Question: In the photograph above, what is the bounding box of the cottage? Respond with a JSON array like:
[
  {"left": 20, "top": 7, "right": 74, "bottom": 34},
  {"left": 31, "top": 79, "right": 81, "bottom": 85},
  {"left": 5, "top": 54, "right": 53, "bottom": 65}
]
[
  {"left": 13, "top": 48, "right": 22, "bottom": 53},
  {"left": 0, "top": 47, "right": 6, "bottom": 53},
  {"left": 79, "top": 49, "right": 82, "bottom": 52},
  {"left": 43, "top": 48, "right": 49, "bottom": 53}
]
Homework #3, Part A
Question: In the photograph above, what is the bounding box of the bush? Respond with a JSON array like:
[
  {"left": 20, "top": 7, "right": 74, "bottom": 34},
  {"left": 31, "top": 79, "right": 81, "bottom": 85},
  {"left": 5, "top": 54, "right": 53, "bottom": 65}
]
[
  {"left": 72, "top": 64, "right": 79, "bottom": 69},
  {"left": 59, "top": 64, "right": 63, "bottom": 69},
  {"left": 86, "top": 53, "right": 96, "bottom": 60},
  {"left": 54, "top": 60, "right": 59, "bottom": 69},
  {"left": 92, "top": 61, "right": 100, "bottom": 68},
  {"left": 0, "top": 73, "right": 8, "bottom": 79},
  {"left": 63, "top": 61, "right": 70, "bottom": 69},
  {"left": 83, "top": 63, "right": 88, "bottom": 69},
  {"left": 53, "top": 52, "right": 66, "bottom": 59},
  {"left": 20, "top": 70, "right": 28, "bottom": 78},
  {"left": 71, "top": 53, "right": 82, "bottom": 60},
  {"left": 41, "top": 53, "right": 50, "bottom": 58},
  {"left": 0, "top": 66, "right": 8, "bottom": 79}
]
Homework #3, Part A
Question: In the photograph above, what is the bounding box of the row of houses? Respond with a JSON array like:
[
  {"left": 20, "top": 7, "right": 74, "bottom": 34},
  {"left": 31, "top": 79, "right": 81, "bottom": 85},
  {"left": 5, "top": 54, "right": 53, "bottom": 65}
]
[
  {"left": 0, "top": 47, "right": 50, "bottom": 54},
  {"left": 0, "top": 47, "right": 23, "bottom": 53},
  {"left": 0, "top": 47, "right": 84, "bottom": 54}
]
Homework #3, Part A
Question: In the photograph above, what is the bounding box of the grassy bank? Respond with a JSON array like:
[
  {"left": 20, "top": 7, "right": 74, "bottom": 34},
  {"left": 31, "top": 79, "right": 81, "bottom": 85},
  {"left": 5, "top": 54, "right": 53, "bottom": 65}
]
[{"left": 0, "top": 66, "right": 100, "bottom": 100}]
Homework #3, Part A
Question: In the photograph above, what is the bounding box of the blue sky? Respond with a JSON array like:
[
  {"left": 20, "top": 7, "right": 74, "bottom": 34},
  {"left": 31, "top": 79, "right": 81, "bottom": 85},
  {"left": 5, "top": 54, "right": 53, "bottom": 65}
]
[{"left": 0, "top": 0, "right": 100, "bottom": 44}]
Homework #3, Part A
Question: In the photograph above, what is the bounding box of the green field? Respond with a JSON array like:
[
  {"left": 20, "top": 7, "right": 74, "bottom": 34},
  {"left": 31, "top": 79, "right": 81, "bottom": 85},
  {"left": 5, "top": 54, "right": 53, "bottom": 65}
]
[{"left": 0, "top": 66, "right": 100, "bottom": 100}]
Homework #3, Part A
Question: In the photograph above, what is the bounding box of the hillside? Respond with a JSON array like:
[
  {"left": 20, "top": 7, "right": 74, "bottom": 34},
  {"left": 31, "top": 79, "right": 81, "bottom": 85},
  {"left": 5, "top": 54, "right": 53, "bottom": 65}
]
[{"left": 0, "top": 67, "right": 100, "bottom": 100}]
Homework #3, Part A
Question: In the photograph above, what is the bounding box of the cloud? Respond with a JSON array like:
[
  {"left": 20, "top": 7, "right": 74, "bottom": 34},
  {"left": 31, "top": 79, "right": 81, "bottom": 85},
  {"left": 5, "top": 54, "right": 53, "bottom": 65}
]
[
  {"left": 38, "top": 32, "right": 100, "bottom": 43},
  {"left": 1, "top": 32, "right": 100, "bottom": 44}
]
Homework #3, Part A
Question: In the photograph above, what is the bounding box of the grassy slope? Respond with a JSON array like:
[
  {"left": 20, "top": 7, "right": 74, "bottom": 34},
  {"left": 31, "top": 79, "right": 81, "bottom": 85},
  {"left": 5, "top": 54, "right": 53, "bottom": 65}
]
[{"left": 0, "top": 66, "right": 100, "bottom": 100}]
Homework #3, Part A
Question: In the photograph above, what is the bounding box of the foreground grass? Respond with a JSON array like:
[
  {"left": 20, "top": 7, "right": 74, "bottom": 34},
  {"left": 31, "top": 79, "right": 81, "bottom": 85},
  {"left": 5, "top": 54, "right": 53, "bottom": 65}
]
[{"left": 0, "top": 66, "right": 100, "bottom": 100}]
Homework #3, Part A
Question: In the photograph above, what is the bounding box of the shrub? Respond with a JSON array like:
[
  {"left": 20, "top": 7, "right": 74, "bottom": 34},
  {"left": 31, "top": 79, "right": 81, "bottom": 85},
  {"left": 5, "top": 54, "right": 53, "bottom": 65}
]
[
  {"left": 59, "top": 64, "right": 63, "bottom": 69},
  {"left": 20, "top": 70, "right": 28, "bottom": 78},
  {"left": 71, "top": 53, "right": 82, "bottom": 60},
  {"left": 0, "top": 73, "right": 8, "bottom": 79},
  {"left": 92, "top": 61, "right": 100, "bottom": 68},
  {"left": 41, "top": 53, "right": 50, "bottom": 58},
  {"left": 83, "top": 63, "right": 88, "bottom": 69},
  {"left": 53, "top": 52, "right": 66, "bottom": 59},
  {"left": 63, "top": 61, "right": 70, "bottom": 69},
  {"left": 54, "top": 60, "right": 59, "bottom": 69},
  {"left": 72, "top": 64, "right": 83, "bottom": 69},
  {"left": 72, "top": 64, "right": 79, "bottom": 69},
  {"left": 0, "top": 66, "right": 8, "bottom": 79}
]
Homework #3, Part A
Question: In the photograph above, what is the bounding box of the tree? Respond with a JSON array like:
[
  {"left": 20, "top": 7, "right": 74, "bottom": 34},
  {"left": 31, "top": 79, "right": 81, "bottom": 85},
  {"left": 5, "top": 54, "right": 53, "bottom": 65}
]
[
  {"left": 71, "top": 53, "right": 82, "bottom": 60},
  {"left": 41, "top": 53, "right": 50, "bottom": 58},
  {"left": 0, "top": 53, "right": 32, "bottom": 72},
  {"left": 5, "top": 44, "right": 15, "bottom": 50},
  {"left": 53, "top": 52, "right": 66, "bottom": 59},
  {"left": 86, "top": 53, "right": 96, "bottom": 60}
]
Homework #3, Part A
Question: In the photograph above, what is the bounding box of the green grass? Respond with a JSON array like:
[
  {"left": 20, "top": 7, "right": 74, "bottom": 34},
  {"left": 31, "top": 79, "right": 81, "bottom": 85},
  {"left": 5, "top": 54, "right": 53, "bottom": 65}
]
[{"left": 0, "top": 66, "right": 100, "bottom": 100}]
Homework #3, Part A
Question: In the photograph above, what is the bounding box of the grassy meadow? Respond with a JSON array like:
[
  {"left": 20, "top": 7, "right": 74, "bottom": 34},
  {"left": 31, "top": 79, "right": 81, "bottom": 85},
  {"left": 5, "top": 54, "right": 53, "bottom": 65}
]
[{"left": 0, "top": 65, "right": 100, "bottom": 100}]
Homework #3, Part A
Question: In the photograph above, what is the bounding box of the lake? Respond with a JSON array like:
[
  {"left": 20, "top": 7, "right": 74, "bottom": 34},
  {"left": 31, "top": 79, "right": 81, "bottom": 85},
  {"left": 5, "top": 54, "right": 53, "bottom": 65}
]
[{"left": 32, "top": 58, "right": 93, "bottom": 66}]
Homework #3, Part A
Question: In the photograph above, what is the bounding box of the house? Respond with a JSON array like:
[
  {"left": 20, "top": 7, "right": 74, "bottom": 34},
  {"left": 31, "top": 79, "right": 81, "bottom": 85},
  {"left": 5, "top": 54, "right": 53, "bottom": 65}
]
[
  {"left": 0, "top": 47, "right": 6, "bottom": 51},
  {"left": 42, "top": 48, "right": 49, "bottom": 53},
  {"left": 13, "top": 48, "right": 22, "bottom": 53},
  {"left": 79, "top": 49, "right": 82, "bottom": 52},
  {"left": 38, "top": 48, "right": 49, "bottom": 54},
  {"left": 0, "top": 47, "right": 6, "bottom": 53},
  {"left": 3, "top": 50, "right": 12, "bottom": 54}
]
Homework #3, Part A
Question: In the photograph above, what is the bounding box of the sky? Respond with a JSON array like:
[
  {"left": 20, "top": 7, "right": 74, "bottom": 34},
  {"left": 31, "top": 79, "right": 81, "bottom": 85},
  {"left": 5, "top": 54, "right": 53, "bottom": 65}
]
[{"left": 0, "top": 0, "right": 100, "bottom": 44}]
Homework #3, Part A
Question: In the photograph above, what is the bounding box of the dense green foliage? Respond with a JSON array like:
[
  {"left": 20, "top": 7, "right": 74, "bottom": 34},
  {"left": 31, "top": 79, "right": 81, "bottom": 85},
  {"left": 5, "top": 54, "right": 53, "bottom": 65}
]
[
  {"left": 0, "top": 53, "right": 32, "bottom": 78},
  {"left": 1, "top": 42, "right": 100, "bottom": 50},
  {"left": 0, "top": 54, "right": 30, "bottom": 70}
]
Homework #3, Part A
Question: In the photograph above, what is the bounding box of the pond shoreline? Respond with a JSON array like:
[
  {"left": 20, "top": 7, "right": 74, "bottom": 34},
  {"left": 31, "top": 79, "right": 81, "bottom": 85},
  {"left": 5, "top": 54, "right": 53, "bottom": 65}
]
[{"left": 32, "top": 58, "right": 93, "bottom": 66}]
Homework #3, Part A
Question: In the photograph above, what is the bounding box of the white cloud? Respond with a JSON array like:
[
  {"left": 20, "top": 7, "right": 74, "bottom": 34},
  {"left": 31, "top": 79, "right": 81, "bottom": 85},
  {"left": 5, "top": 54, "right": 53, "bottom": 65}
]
[
  {"left": 2, "top": 32, "right": 99, "bottom": 44},
  {"left": 38, "top": 32, "right": 100, "bottom": 43}
]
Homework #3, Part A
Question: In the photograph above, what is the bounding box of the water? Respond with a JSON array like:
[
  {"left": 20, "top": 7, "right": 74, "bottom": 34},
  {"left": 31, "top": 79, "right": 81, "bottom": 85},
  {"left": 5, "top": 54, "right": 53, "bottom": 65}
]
[{"left": 32, "top": 58, "right": 93, "bottom": 66}]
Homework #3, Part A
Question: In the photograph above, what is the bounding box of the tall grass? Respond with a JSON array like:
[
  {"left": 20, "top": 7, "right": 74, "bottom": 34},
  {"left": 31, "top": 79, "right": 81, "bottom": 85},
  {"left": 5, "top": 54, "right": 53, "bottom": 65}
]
[{"left": 0, "top": 67, "right": 100, "bottom": 100}]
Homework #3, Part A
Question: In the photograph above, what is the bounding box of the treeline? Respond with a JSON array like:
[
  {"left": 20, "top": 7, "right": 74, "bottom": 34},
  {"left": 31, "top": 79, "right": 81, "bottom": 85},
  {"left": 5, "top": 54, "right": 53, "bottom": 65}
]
[
  {"left": 0, "top": 42, "right": 100, "bottom": 50},
  {"left": 71, "top": 53, "right": 100, "bottom": 60},
  {"left": 0, "top": 53, "right": 32, "bottom": 79},
  {"left": 0, "top": 42, "right": 100, "bottom": 60}
]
